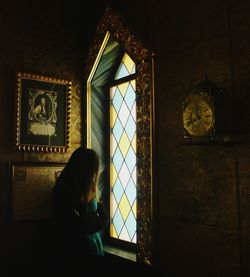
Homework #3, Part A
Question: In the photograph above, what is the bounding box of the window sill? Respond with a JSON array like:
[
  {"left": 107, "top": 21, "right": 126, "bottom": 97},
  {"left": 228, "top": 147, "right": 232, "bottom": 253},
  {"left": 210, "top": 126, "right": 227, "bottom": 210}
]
[{"left": 103, "top": 244, "right": 136, "bottom": 262}]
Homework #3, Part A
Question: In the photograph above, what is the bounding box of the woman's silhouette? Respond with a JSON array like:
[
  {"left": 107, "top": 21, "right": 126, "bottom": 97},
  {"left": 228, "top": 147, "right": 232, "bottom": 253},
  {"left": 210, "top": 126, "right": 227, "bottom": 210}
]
[{"left": 52, "top": 147, "right": 108, "bottom": 273}]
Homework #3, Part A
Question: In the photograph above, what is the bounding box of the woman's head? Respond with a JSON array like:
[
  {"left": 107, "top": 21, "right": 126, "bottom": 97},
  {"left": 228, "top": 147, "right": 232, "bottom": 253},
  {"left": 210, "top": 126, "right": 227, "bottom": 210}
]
[{"left": 59, "top": 147, "right": 100, "bottom": 203}]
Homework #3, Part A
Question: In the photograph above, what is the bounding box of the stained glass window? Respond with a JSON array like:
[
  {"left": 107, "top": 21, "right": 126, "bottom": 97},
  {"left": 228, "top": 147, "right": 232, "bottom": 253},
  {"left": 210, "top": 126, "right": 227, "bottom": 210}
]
[{"left": 110, "top": 53, "right": 137, "bottom": 243}]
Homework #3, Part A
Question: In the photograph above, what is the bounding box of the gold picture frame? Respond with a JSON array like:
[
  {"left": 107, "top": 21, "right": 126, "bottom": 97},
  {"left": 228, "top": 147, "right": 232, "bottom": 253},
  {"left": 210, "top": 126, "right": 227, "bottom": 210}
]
[
  {"left": 15, "top": 72, "right": 72, "bottom": 152},
  {"left": 10, "top": 161, "right": 66, "bottom": 221}
]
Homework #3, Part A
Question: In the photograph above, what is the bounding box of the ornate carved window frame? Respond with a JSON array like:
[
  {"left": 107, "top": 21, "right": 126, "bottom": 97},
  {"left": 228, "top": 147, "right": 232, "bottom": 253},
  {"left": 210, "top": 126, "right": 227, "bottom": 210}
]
[{"left": 84, "top": 7, "right": 154, "bottom": 266}]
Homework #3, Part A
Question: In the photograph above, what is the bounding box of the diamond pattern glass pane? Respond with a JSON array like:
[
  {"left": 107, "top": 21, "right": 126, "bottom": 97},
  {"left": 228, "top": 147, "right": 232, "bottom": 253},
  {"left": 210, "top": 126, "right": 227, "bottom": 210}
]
[
  {"left": 120, "top": 226, "right": 130, "bottom": 242},
  {"left": 119, "top": 102, "right": 130, "bottom": 126},
  {"left": 125, "top": 147, "right": 136, "bottom": 176},
  {"left": 113, "top": 178, "right": 124, "bottom": 204},
  {"left": 115, "top": 53, "right": 136, "bottom": 80},
  {"left": 113, "top": 148, "right": 123, "bottom": 172},
  {"left": 119, "top": 194, "right": 130, "bottom": 220},
  {"left": 124, "top": 83, "right": 136, "bottom": 110},
  {"left": 125, "top": 211, "right": 136, "bottom": 240},
  {"left": 125, "top": 115, "right": 136, "bottom": 141},
  {"left": 125, "top": 178, "right": 136, "bottom": 205},
  {"left": 110, "top": 76, "right": 137, "bottom": 243},
  {"left": 112, "top": 87, "right": 123, "bottom": 113},
  {"left": 113, "top": 209, "right": 123, "bottom": 235}
]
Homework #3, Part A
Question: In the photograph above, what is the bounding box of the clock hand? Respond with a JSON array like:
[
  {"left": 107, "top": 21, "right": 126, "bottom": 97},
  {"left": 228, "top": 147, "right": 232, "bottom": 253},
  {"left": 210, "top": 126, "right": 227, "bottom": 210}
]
[{"left": 196, "top": 105, "right": 201, "bottom": 119}]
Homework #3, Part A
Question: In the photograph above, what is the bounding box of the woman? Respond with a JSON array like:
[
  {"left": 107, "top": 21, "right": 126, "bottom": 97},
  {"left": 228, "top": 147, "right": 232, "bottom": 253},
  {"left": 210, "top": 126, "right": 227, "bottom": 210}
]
[{"left": 52, "top": 147, "right": 108, "bottom": 273}]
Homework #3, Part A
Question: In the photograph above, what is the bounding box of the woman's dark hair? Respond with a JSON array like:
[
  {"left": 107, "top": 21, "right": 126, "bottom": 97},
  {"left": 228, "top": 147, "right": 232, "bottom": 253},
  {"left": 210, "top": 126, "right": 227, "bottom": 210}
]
[{"left": 57, "top": 147, "right": 99, "bottom": 198}]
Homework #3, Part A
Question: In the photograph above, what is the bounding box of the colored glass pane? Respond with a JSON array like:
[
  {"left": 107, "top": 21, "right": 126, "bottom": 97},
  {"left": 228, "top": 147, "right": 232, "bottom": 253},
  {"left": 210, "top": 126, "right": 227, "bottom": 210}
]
[
  {"left": 110, "top": 223, "right": 118, "bottom": 238},
  {"left": 125, "top": 115, "right": 136, "bottom": 141},
  {"left": 124, "top": 83, "right": 136, "bottom": 110},
  {"left": 112, "top": 87, "right": 123, "bottom": 113},
  {"left": 119, "top": 194, "right": 130, "bottom": 220},
  {"left": 119, "top": 163, "right": 130, "bottom": 189},
  {"left": 132, "top": 201, "right": 137, "bottom": 218},
  {"left": 125, "top": 178, "right": 136, "bottom": 205},
  {"left": 113, "top": 209, "right": 124, "bottom": 235},
  {"left": 110, "top": 134, "right": 117, "bottom": 156},
  {"left": 113, "top": 178, "right": 124, "bottom": 204},
  {"left": 110, "top": 105, "right": 117, "bottom": 129},
  {"left": 125, "top": 147, "right": 136, "bottom": 174},
  {"left": 123, "top": 53, "right": 135, "bottom": 74},
  {"left": 120, "top": 225, "right": 130, "bottom": 242},
  {"left": 113, "top": 118, "right": 123, "bottom": 142},
  {"left": 110, "top": 54, "right": 137, "bottom": 243},
  {"left": 119, "top": 132, "right": 130, "bottom": 158},
  {"left": 110, "top": 163, "right": 117, "bottom": 187},
  {"left": 118, "top": 102, "right": 130, "bottom": 126},
  {"left": 115, "top": 63, "right": 130, "bottom": 80},
  {"left": 132, "top": 166, "right": 137, "bottom": 186},
  {"left": 110, "top": 193, "right": 118, "bottom": 217},
  {"left": 132, "top": 234, "right": 137, "bottom": 243},
  {"left": 117, "top": 82, "right": 129, "bottom": 97},
  {"left": 115, "top": 53, "right": 136, "bottom": 80},
  {"left": 131, "top": 102, "right": 136, "bottom": 120},
  {"left": 130, "top": 79, "right": 136, "bottom": 90},
  {"left": 125, "top": 211, "right": 136, "bottom": 240},
  {"left": 131, "top": 134, "right": 136, "bottom": 152},
  {"left": 113, "top": 148, "right": 123, "bottom": 172}
]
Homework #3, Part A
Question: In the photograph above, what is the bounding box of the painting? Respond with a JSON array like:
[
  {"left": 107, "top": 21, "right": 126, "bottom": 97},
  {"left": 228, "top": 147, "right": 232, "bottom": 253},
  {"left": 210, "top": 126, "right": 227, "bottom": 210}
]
[
  {"left": 10, "top": 161, "right": 66, "bottom": 221},
  {"left": 15, "top": 72, "right": 72, "bottom": 152}
]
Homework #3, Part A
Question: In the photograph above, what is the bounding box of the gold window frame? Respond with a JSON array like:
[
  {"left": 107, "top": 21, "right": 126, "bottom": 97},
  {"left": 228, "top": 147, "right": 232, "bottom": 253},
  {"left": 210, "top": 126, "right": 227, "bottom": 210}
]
[{"left": 84, "top": 7, "right": 155, "bottom": 266}]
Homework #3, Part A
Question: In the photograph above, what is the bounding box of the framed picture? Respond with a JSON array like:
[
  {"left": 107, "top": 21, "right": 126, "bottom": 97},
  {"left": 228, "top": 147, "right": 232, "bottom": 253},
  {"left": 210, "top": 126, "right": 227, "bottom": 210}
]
[
  {"left": 10, "top": 161, "right": 66, "bottom": 221},
  {"left": 15, "top": 72, "right": 72, "bottom": 152}
]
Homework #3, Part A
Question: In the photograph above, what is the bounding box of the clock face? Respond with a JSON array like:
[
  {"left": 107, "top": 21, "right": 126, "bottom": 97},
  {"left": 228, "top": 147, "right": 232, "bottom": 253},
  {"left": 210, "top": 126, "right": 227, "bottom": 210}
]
[{"left": 183, "top": 99, "right": 214, "bottom": 136}]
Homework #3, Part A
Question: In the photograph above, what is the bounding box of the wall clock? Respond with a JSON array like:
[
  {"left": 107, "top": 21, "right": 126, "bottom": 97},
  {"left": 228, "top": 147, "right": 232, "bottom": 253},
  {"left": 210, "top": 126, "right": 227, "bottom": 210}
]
[{"left": 183, "top": 86, "right": 215, "bottom": 142}]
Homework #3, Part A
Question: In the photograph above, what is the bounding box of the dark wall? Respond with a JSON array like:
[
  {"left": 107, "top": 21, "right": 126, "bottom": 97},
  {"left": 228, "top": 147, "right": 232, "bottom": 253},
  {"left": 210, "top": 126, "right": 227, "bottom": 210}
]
[
  {"left": 153, "top": 0, "right": 250, "bottom": 276},
  {"left": 0, "top": 0, "right": 250, "bottom": 276},
  {"left": 0, "top": 0, "right": 106, "bottom": 272}
]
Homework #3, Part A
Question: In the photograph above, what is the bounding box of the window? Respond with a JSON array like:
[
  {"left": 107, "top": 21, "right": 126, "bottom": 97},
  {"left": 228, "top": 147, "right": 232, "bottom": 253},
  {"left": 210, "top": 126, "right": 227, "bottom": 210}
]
[
  {"left": 85, "top": 8, "right": 154, "bottom": 266},
  {"left": 110, "top": 53, "right": 137, "bottom": 243}
]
